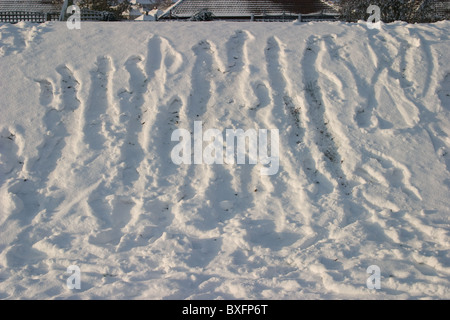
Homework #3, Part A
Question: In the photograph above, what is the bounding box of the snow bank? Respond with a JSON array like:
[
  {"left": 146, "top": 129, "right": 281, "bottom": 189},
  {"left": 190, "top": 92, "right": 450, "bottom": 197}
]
[{"left": 0, "top": 20, "right": 450, "bottom": 299}]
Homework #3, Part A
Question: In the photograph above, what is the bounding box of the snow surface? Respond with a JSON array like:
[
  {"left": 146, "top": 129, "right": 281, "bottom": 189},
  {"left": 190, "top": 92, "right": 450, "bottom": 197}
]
[{"left": 0, "top": 20, "right": 450, "bottom": 299}]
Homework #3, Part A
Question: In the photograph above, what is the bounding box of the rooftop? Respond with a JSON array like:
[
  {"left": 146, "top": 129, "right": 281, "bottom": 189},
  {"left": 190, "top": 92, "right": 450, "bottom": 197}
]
[
  {"left": 161, "top": 0, "right": 337, "bottom": 18},
  {"left": 0, "top": 0, "right": 64, "bottom": 12}
]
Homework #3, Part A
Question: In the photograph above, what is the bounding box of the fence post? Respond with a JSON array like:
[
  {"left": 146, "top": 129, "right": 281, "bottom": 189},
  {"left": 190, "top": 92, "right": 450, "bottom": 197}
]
[{"left": 60, "top": 0, "right": 69, "bottom": 21}]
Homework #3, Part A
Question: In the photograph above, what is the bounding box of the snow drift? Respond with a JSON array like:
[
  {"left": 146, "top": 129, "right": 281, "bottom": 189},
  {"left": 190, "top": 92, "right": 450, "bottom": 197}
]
[{"left": 0, "top": 20, "right": 449, "bottom": 299}]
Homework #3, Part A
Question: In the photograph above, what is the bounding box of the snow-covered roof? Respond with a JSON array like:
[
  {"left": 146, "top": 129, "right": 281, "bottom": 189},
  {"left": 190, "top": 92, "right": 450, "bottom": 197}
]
[
  {"left": 148, "top": 8, "right": 163, "bottom": 15},
  {"left": 124, "top": 6, "right": 145, "bottom": 16},
  {"left": 134, "top": 9, "right": 163, "bottom": 20},
  {"left": 160, "top": 0, "right": 337, "bottom": 18},
  {"left": 135, "top": 13, "right": 156, "bottom": 20}
]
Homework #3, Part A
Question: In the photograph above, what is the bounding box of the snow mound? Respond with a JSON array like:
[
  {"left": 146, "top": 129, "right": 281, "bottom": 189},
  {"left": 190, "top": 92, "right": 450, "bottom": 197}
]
[{"left": 0, "top": 20, "right": 450, "bottom": 299}]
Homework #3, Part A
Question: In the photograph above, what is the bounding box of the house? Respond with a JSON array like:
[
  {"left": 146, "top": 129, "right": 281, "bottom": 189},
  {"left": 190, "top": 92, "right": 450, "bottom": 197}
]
[{"left": 158, "top": 0, "right": 339, "bottom": 21}]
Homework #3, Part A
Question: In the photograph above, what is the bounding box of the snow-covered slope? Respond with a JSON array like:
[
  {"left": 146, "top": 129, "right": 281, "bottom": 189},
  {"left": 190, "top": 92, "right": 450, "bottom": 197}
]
[{"left": 0, "top": 20, "right": 449, "bottom": 299}]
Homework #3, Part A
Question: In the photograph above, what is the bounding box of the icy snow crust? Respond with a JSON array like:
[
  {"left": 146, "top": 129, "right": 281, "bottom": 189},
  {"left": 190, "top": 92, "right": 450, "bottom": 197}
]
[{"left": 0, "top": 20, "right": 449, "bottom": 299}]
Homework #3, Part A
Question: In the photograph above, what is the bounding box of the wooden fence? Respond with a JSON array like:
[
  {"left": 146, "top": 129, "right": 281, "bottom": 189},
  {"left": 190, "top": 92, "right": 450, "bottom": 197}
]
[
  {"left": 0, "top": 11, "right": 60, "bottom": 23},
  {"left": 80, "top": 9, "right": 112, "bottom": 21},
  {"left": 0, "top": 9, "right": 114, "bottom": 23}
]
